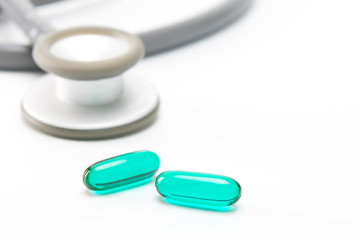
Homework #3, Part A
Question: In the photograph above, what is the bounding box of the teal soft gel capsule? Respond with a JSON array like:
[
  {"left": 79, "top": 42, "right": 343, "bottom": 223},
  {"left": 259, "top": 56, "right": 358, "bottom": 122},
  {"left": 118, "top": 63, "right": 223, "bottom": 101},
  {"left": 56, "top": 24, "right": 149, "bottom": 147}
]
[
  {"left": 83, "top": 151, "right": 160, "bottom": 191},
  {"left": 155, "top": 171, "right": 241, "bottom": 207}
]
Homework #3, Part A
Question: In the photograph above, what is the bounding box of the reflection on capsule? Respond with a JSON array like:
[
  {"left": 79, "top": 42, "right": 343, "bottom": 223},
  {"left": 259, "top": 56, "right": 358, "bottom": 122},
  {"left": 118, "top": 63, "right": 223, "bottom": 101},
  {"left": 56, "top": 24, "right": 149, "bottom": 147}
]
[
  {"left": 155, "top": 171, "right": 241, "bottom": 208},
  {"left": 83, "top": 151, "right": 160, "bottom": 192}
]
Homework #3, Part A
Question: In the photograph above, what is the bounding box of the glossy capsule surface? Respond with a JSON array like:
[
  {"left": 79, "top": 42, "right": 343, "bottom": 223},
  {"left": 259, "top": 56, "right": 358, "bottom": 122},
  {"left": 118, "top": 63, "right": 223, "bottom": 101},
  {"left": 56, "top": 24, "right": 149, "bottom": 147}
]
[
  {"left": 155, "top": 171, "right": 241, "bottom": 206},
  {"left": 83, "top": 151, "right": 160, "bottom": 191}
]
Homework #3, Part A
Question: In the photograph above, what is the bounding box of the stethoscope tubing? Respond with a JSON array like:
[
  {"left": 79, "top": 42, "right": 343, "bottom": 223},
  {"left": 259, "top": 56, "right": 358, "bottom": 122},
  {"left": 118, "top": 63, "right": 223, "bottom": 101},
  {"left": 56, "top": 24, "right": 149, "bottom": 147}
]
[{"left": 0, "top": 0, "right": 251, "bottom": 71}]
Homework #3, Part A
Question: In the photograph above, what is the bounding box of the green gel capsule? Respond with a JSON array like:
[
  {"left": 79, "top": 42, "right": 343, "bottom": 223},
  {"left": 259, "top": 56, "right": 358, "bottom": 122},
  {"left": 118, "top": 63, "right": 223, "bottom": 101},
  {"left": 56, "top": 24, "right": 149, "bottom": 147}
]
[
  {"left": 83, "top": 151, "right": 160, "bottom": 191},
  {"left": 155, "top": 171, "right": 241, "bottom": 207}
]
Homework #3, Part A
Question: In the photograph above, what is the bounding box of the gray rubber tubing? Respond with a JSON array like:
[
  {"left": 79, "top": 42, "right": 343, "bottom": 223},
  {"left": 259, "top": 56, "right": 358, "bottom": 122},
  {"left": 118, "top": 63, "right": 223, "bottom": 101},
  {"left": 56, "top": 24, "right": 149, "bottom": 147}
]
[
  {"left": 0, "top": 0, "right": 251, "bottom": 71},
  {"left": 0, "top": 0, "right": 60, "bottom": 70},
  {"left": 0, "top": 0, "right": 61, "bottom": 14}
]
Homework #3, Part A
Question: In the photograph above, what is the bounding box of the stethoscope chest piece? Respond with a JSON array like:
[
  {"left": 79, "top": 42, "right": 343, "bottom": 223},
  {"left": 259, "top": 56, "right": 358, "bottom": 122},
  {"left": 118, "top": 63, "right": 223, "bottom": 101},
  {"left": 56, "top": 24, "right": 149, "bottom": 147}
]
[{"left": 21, "top": 27, "right": 159, "bottom": 139}]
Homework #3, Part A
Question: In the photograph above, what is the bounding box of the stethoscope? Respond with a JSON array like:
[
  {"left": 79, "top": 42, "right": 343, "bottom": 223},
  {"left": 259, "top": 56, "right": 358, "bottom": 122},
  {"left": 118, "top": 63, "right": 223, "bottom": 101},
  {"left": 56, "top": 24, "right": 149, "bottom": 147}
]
[{"left": 0, "top": 0, "right": 250, "bottom": 140}]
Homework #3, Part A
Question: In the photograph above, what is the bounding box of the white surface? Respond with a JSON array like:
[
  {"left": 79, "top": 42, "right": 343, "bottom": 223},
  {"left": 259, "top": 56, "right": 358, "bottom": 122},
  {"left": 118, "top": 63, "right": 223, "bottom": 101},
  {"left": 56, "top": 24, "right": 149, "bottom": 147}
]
[
  {"left": 23, "top": 74, "right": 158, "bottom": 129},
  {"left": 0, "top": 0, "right": 360, "bottom": 239}
]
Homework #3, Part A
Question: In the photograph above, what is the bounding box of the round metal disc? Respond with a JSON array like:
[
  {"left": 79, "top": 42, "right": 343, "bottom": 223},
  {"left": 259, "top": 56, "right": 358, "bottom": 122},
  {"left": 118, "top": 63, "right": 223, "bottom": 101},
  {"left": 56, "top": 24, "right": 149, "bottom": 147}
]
[{"left": 22, "top": 74, "right": 159, "bottom": 139}]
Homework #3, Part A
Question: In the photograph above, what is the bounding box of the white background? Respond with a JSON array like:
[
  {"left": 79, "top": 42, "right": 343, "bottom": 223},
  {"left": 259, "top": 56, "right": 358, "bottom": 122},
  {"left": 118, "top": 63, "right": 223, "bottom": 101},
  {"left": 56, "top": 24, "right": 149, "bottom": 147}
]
[{"left": 0, "top": 0, "right": 360, "bottom": 239}]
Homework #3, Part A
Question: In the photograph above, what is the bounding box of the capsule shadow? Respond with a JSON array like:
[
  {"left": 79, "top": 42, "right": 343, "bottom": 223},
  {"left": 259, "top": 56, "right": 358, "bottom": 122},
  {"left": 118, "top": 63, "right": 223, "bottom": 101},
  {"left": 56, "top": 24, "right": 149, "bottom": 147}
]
[{"left": 158, "top": 196, "right": 237, "bottom": 212}]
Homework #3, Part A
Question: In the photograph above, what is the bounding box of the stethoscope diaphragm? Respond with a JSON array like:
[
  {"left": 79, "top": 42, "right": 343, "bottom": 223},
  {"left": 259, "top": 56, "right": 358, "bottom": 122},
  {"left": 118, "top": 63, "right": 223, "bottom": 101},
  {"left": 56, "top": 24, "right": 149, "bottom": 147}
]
[{"left": 22, "top": 26, "right": 159, "bottom": 139}]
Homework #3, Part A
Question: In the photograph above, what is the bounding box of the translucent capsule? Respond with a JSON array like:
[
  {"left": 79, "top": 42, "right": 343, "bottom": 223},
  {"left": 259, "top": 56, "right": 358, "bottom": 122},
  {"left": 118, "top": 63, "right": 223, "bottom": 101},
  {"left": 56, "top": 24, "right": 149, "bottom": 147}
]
[
  {"left": 83, "top": 151, "right": 160, "bottom": 191},
  {"left": 155, "top": 171, "right": 241, "bottom": 207}
]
